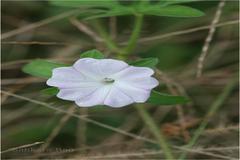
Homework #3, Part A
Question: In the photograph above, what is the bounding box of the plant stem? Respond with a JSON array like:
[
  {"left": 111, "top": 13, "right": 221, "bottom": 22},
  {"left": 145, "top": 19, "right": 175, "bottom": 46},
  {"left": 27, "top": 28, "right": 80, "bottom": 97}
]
[
  {"left": 135, "top": 104, "right": 175, "bottom": 160},
  {"left": 92, "top": 20, "right": 123, "bottom": 54},
  {"left": 91, "top": 15, "right": 174, "bottom": 160},
  {"left": 178, "top": 77, "right": 237, "bottom": 160},
  {"left": 123, "top": 14, "right": 143, "bottom": 55},
  {"left": 120, "top": 14, "right": 174, "bottom": 159}
]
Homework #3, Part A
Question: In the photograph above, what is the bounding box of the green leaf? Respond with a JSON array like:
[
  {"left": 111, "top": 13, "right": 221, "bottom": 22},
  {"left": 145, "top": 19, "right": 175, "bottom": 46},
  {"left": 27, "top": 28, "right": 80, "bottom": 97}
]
[
  {"left": 158, "top": 0, "right": 198, "bottom": 6},
  {"left": 41, "top": 87, "right": 59, "bottom": 96},
  {"left": 22, "top": 59, "right": 68, "bottom": 78},
  {"left": 147, "top": 90, "right": 190, "bottom": 105},
  {"left": 130, "top": 58, "right": 158, "bottom": 68},
  {"left": 139, "top": 5, "right": 204, "bottom": 17},
  {"left": 49, "top": 0, "right": 119, "bottom": 8},
  {"left": 85, "top": 6, "right": 134, "bottom": 20},
  {"left": 80, "top": 49, "right": 105, "bottom": 59}
]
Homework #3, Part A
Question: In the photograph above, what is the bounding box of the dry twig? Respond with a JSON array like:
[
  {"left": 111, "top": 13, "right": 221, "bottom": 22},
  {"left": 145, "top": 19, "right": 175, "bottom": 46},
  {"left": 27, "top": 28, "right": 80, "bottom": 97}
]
[
  {"left": 138, "top": 19, "right": 237, "bottom": 44},
  {"left": 1, "top": 142, "right": 44, "bottom": 154},
  {"left": 1, "top": 20, "right": 238, "bottom": 46},
  {"left": 196, "top": 0, "right": 226, "bottom": 78},
  {"left": 69, "top": 18, "right": 102, "bottom": 42},
  {"left": 37, "top": 106, "right": 76, "bottom": 153},
  {"left": 1, "top": 9, "right": 82, "bottom": 39}
]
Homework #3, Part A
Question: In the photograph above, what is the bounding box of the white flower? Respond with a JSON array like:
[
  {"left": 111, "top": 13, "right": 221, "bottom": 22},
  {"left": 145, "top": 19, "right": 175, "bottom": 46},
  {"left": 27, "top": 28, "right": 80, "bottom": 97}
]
[{"left": 47, "top": 58, "right": 159, "bottom": 108}]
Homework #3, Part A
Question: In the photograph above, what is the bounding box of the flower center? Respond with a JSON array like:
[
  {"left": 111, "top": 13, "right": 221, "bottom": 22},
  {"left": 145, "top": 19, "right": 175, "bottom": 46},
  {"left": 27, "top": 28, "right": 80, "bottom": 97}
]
[{"left": 102, "top": 77, "right": 115, "bottom": 84}]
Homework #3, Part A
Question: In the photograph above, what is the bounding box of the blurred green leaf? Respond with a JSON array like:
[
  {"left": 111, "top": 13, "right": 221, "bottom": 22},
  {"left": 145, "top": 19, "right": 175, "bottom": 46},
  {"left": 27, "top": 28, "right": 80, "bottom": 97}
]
[
  {"left": 158, "top": 0, "right": 198, "bottom": 6},
  {"left": 85, "top": 6, "right": 134, "bottom": 20},
  {"left": 80, "top": 49, "right": 105, "bottom": 59},
  {"left": 147, "top": 90, "right": 190, "bottom": 105},
  {"left": 41, "top": 87, "right": 59, "bottom": 95},
  {"left": 130, "top": 57, "right": 159, "bottom": 68},
  {"left": 49, "top": 0, "right": 119, "bottom": 8},
  {"left": 139, "top": 5, "right": 204, "bottom": 17},
  {"left": 22, "top": 60, "right": 68, "bottom": 78},
  {"left": 50, "top": 0, "right": 203, "bottom": 19}
]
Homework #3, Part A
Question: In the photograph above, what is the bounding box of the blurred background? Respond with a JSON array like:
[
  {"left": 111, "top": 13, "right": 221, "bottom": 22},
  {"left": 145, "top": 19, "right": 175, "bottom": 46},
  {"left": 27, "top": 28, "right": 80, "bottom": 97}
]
[{"left": 1, "top": 0, "right": 239, "bottom": 159}]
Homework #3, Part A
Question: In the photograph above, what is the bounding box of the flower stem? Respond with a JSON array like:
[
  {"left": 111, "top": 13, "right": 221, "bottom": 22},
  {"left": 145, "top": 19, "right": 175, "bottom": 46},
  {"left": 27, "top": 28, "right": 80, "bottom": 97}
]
[
  {"left": 121, "top": 14, "right": 174, "bottom": 159},
  {"left": 135, "top": 104, "right": 175, "bottom": 160},
  {"left": 178, "top": 77, "right": 237, "bottom": 160},
  {"left": 92, "top": 19, "right": 123, "bottom": 54},
  {"left": 123, "top": 14, "right": 143, "bottom": 55}
]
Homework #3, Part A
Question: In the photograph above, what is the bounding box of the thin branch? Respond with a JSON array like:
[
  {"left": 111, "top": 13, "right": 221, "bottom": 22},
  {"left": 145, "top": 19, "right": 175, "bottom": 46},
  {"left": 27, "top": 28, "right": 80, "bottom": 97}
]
[
  {"left": 1, "top": 20, "right": 238, "bottom": 47},
  {"left": 1, "top": 9, "right": 82, "bottom": 40},
  {"left": 202, "top": 146, "right": 239, "bottom": 151},
  {"left": 78, "top": 147, "right": 238, "bottom": 159},
  {"left": 137, "top": 19, "right": 238, "bottom": 44},
  {"left": 1, "top": 77, "right": 45, "bottom": 85},
  {"left": 2, "top": 90, "right": 238, "bottom": 160},
  {"left": 176, "top": 147, "right": 238, "bottom": 160},
  {"left": 1, "top": 142, "right": 44, "bottom": 154},
  {"left": 179, "top": 77, "right": 237, "bottom": 160},
  {"left": 1, "top": 85, "right": 25, "bottom": 103},
  {"left": 69, "top": 18, "right": 103, "bottom": 42},
  {"left": 196, "top": 0, "right": 226, "bottom": 78},
  {"left": 37, "top": 106, "right": 76, "bottom": 153},
  {"left": 1, "top": 58, "right": 75, "bottom": 70},
  {"left": 155, "top": 69, "right": 190, "bottom": 141},
  {"left": 203, "top": 125, "right": 239, "bottom": 135},
  {"left": 23, "top": 141, "right": 133, "bottom": 158},
  {"left": 136, "top": 104, "right": 175, "bottom": 159},
  {"left": 0, "top": 90, "right": 156, "bottom": 145},
  {"left": 23, "top": 143, "right": 240, "bottom": 159},
  {"left": 1, "top": 41, "right": 71, "bottom": 46}
]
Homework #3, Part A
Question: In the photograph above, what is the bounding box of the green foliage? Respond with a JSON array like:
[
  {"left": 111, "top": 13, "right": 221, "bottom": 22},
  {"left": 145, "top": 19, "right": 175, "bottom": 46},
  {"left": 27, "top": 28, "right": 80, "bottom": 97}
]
[
  {"left": 49, "top": 0, "right": 119, "bottom": 8},
  {"left": 138, "top": 5, "right": 204, "bottom": 17},
  {"left": 80, "top": 49, "right": 104, "bottom": 59},
  {"left": 158, "top": 0, "right": 198, "bottom": 6},
  {"left": 147, "top": 91, "right": 190, "bottom": 105},
  {"left": 22, "top": 59, "right": 68, "bottom": 78},
  {"left": 84, "top": 6, "right": 134, "bottom": 20},
  {"left": 41, "top": 87, "right": 59, "bottom": 95},
  {"left": 130, "top": 57, "right": 158, "bottom": 68},
  {"left": 50, "top": 0, "right": 204, "bottom": 19}
]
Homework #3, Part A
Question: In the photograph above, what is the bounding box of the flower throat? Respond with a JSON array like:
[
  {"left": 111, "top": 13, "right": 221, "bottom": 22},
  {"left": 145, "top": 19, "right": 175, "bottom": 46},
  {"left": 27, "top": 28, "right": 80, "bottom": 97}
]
[{"left": 103, "top": 77, "right": 115, "bottom": 84}]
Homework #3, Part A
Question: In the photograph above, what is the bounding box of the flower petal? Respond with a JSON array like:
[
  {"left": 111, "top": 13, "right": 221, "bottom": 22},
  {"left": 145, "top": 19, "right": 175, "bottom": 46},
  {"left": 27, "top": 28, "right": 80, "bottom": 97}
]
[
  {"left": 114, "top": 81, "right": 151, "bottom": 103},
  {"left": 104, "top": 86, "right": 133, "bottom": 107},
  {"left": 97, "top": 59, "right": 129, "bottom": 76},
  {"left": 111, "top": 66, "right": 154, "bottom": 80},
  {"left": 75, "top": 85, "right": 112, "bottom": 107},
  {"left": 73, "top": 58, "right": 100, "bottom": 80},
  {"left": 57, "top": 87, "right": 99, "bottom": 101},
  {"left": 73, "top": 58, "right": 128, "bottom": 80},
  {"left": 47, "top": 79, "right": 100, "bottom": 89},
  {"left": 47, "top": 67, "right": 100, "bottom": 88},
  {"left": 125, "top": 77, "right": 159, "bottom": 90}
]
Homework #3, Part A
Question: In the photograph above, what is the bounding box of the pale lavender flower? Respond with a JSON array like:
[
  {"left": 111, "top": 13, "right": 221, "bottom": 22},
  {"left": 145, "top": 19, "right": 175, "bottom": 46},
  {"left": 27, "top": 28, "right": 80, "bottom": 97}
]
[{"left": 47, "top": 58, "right": 159, "bottom": 108}]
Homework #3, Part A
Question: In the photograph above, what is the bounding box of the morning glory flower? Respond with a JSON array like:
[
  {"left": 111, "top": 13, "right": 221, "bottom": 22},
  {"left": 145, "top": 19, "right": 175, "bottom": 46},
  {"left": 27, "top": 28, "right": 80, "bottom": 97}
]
[{"left": 46, "top": 58, "right": 159, "bottom": 108}]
